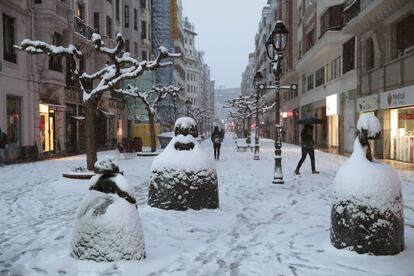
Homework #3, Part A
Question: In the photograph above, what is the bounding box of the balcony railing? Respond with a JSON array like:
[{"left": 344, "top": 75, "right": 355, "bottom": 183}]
[
  {"left": 344, "top": 0, "right": 361, "bottom": 23},
  {"left": 74, "top": 16, "right": 96, "bottom": 41}
]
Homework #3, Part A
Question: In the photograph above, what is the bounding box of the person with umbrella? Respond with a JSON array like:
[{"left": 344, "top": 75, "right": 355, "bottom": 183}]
[{"left": 294, "top": 117, "right": 322, "bottom": 175}]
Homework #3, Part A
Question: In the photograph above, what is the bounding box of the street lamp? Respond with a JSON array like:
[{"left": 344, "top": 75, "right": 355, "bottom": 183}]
[
  {"left": 185, "top": 98, "right": 192, "bottom": 116},
  {"left": 253, "top": 71, "right": 265, "bottom": 160},
  {"left": 266, "top": 20, "right": 289, "bottom": 184}
]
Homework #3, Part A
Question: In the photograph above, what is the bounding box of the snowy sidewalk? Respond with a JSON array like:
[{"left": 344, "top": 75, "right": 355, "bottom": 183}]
[{"left": 0, "top": 137, "right": 413, "bottom": 275}]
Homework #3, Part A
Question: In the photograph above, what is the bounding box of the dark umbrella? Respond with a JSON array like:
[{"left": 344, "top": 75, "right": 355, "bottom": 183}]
[{"left": 297, "top": 117, "right": 325, "bottom": 125}]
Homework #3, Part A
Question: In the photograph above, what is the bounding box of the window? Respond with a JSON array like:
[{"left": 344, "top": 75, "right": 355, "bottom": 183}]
[
  {"left": 7, "top": 96, "right": 21, "bottom": 146},
  {"left": 77, "top": 4, "right": 85, "bottom": 20},
  {"left": 142, "top": 51, "right": 147, "bottom": 60},
  {"left": 134, "top": 42, "right": 138, "bottom": 57},
  {"left": 125, "top": 39, "right": 129, "bottom": 52},
  {"left": 330, "top": 56, "right": 341, "bottom": 80},
  {"left": 140, "top": 0, "right": 146, "bottom": 9},
  {"left": 315, "top": 67, "right": 325, "bottom": 87},
  {"left": 189, "top": 38, "right": 192, "bottom": 45},
  {"left": 66, "top": 58, "right": 76, "bottom": 86},
  {"left": 106, "top": 16, "right": 112, "bottom": 38},
  {"left": 343, "top": 37, "right": 355, "bottom": 73},
  {"left": 396, "top": 14, "right": 414, "bottom": 57},
  {"left": 93, "top": 13, "right": 100, "bottom": 32},
  {"left": 365, "top": 38, "right": 374, "bottom": 70},
  {"left": 3, "top": 13, "right": 16, "bottom": 63},
  {"left": 35, "top": 0, "right": 42, "bottom": 3},
  {"left": 124, "top": 6, "right": 129, "bottom": 28},
  {"left": 305, "top": 28, "right": 315, "bottom": 52},
  {"left": 141, "top": 21, "right": 147, "bottom": 39},
  {"left": 134, "top": 9, "right": 138, "bottom": 31},
  {"left": 320, "top": 4, "right": 343, "bottom": 36},
  {"left": 116, "top": 0, "right": 120, "bottom": 21},
  {"left": 307, "top": 74, "right": 314, "bottom": 91},
  {"left": 49, "top": 33, "right": 62, "bottom": 72}
]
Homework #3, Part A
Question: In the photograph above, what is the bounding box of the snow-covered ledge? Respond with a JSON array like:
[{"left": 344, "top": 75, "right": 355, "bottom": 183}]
[{"left": 330, "top": 114, "right": 404, "bottom": 255}]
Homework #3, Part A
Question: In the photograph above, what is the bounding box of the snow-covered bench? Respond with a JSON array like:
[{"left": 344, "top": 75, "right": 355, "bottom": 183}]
[{"left": 235, "top": 138, "right": 252, "bottom": 152}]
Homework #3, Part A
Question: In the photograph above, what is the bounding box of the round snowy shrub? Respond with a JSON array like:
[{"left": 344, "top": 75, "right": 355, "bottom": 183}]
[
  {"left": 71, "top": 158, "right": 145, "bottom": 261},
  {"left": 330, "top": 115, "right": 404, "bottom": 255},
  {"left": 148, "top": 125, "right": 219, "bottom": 210}
]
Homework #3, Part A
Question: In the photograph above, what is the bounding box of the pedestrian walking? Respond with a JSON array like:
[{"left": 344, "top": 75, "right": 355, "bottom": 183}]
[
  {"left": 295, "top": 124, "right": 319, "bottom": 175},
  {"left": 0, "top": 128, "right": 8, "bottom": 167},
  {"left": 211, "top": 126, "right": 223, "bottom": 160}
]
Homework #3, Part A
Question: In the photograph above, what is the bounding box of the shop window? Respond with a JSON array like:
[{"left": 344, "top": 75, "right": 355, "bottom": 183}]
[
  {"left": 141, "top": 21, "right": 147, "bottom": 39},
  {"left": 134, "top": 42, "right": 138, "bottom": 57},
  {"left": 93, "top": 13, "right": 100, "bottom": 32},
  {"left": 124, "top": 6, "right": 129, "bottom": 28},
  {"left": 49, "top": 33, "right": 63, "bottom": 72},
  {"left": 7, "top": 96, "right": 21, "bottom": 145},
  {"left": 343, "top": 37, "right": 355, "bottom": 74},
  {"left": 390, "top": 107, "right": 414, "bottom": 162},
  {"left": 396, "top": 14, "right": 414, "bottom": 57},
  {"left": 106, "top": 16, "right": 112, "bottom": 38},
  {"left": 3, "top": 13, "right": 17, "bottom": 63},
  {"left": 365, "top": 37, "right": 374, "bottom": 70}
]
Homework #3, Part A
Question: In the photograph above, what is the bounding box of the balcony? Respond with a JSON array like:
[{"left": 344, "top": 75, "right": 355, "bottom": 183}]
[{"left": 74, "top": 17, "right": 95, "bottom": 41}]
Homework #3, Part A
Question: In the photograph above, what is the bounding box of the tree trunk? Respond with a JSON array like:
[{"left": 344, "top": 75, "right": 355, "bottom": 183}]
[
  {"left": 85, "top": 101, "right": 98, "bottom": 170},
  {"left": 148, "top": 111, "right": 156, "bottom": 152}
]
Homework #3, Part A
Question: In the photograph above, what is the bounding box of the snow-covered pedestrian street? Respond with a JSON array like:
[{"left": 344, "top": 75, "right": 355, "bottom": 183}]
[{"left": 1, "top": 137, "right": 413, "bottom": 276}]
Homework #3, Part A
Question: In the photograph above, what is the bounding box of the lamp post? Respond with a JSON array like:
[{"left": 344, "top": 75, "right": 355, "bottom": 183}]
[
  {"left": 266, "top": 20, "right": 289, "bottom": 184},
  {"left": 185, "top": 98, "right": 192, "bottom": 117},
  {"left": 253, "top": 71, "right": 265, "bottom": 160},
  {"left": 173, "top": 94, "right": 178, "bottom": 122}
]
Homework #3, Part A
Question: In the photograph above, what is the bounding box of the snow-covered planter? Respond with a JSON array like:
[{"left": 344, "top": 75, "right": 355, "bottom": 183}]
[
  {"left": 71, "top": 157, "right": 145, "bottom": 261},
  {"left": 148, "top": 117, "right": 219, "bottom": 210},
  {"left": 330, "top": 114, "right": 404, "bottom": 255}
]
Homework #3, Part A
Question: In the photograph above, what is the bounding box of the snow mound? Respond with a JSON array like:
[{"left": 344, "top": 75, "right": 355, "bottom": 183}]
[
  {"left": 333, "top": 138, "right": 402, "bottom": 213},
  {"left": 357, "top": 113, "right": 381, "bottom": 138},
  {"left": 94, "top": 156, "right": 119, "bottom": 174},
  {"left": 71, "top": 191, "right": 145, "bottom": 262},
  {"left": 151, "top": 135, "right": 214, "bottom": 172}
]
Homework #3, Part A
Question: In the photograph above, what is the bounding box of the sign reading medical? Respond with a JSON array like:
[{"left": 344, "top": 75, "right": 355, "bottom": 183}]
[
  {"left": 380, "top": 84, "right": 414, "bottom": 109},
  {"left": 326, "top": 94, "right": 338, "bottom": 116}
]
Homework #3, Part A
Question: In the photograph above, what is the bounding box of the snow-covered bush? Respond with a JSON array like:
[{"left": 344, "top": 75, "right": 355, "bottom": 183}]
[
  {"left": 148, "top": 118, "right": 219, "bottom": 210},
  {"left": 331, "top": 114, "right": 404, "bottom": 255},
  {"left": 71, "top": 157, "right": 145, "bottom": 261}
]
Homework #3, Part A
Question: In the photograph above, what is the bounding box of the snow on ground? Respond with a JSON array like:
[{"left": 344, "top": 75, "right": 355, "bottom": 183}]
[{"left": 0, "top": 136, "right": 413, "bottom": 276}]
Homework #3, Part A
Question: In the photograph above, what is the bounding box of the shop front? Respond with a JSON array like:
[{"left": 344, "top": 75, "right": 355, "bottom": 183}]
[
  {"left": 39, "top": 103, "right": 65, "bottom": 154},
  {"left": 380, "top": 85, "right": 414, "bottom": 163}
]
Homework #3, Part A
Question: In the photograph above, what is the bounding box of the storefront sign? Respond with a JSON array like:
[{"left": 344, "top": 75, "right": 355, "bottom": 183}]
[
  {"left": 380, "top": 84, "right": 414, "bottom": 109},
  {"left": 326, "top": 94, "right": 338, "bottom": 116},
  {"left": 357, "top": 94, "right": 379, "bottom": 112}
]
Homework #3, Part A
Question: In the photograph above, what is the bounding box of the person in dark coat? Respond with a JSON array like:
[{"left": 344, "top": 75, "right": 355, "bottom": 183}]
[
  {"left": 0, "top": 128, "right": 8, "bottom": 166},
  {"left": 211, "top": 126, "right": 223, "bottom": 160},
  {"left": 295, "top": 124, "right": 319, "bottom": 175}
]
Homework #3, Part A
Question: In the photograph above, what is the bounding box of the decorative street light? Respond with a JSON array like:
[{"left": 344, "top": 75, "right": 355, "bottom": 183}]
[
  {"left": 253, "top": 71, "right": 265, "bottom": 160},
  {"left": 266, "top": 20, "right": 289, "bottom": 184},
  {"left": 185, "top": 98, "right": 192, "bottom": 116}
]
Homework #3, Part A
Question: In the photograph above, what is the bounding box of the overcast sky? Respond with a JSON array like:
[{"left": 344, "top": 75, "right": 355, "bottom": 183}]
[{"left": 181, "top": 0, "right": 269, "bottom": 89}]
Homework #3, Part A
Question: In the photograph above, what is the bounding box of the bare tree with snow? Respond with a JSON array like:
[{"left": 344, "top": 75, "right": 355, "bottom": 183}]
[
  {"left": 16, "top": 33, "right": 180, "bottom": 170},
  {"left": 121, "top": 85, "right": 182, "bottom": 152}
]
